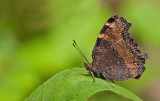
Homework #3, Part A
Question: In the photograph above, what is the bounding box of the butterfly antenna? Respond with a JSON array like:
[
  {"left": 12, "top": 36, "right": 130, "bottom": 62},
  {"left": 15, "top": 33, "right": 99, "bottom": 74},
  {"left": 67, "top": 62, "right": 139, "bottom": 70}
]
[{"left": 73, "top": 40, "right": 89, "bottom": 63}]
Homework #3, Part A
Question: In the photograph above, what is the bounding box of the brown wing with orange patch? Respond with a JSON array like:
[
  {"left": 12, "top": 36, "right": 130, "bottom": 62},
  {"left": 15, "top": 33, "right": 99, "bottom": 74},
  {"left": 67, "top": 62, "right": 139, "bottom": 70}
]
[{"left": 91, "top": 14, "right": 148, "bottom": 81}]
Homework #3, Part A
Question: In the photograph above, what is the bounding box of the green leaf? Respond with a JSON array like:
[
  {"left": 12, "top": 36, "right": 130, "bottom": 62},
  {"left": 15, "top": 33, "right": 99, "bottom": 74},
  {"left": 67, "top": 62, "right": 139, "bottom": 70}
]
[{"left": 24, "top": 68, "right": 142, "bottom": 101}]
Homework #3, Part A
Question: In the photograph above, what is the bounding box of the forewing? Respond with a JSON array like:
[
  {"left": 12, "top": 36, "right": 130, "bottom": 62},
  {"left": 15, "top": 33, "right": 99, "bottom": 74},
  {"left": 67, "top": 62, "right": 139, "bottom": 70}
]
[{"left": 91, "top": 14, "right": 148, "bottom": 81}]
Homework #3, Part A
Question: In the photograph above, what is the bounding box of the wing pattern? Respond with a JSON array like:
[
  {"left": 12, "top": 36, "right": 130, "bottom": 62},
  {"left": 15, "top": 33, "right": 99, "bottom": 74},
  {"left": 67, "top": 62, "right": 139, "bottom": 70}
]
[{"left": 85, "top": 14, "right": 148, "bottom": 81}]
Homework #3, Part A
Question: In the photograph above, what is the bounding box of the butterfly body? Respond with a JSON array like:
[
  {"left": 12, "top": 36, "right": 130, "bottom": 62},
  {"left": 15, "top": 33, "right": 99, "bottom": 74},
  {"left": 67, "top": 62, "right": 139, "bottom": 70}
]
[{"left": 84, "top": 14, "right": 148, "bottom": 81}]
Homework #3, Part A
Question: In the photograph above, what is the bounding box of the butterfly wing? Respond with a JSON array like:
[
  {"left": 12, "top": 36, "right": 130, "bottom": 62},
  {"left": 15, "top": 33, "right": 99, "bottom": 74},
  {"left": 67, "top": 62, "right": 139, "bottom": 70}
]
[{"left": 91, "top": 14, "right": 148, "bottom": 81}]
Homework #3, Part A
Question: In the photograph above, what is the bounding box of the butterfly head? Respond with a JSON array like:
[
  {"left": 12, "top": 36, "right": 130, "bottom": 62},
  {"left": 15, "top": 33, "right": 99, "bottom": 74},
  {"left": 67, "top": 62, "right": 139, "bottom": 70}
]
[{"left": 84, "top": 62, "right": 92, "bottom": 70}]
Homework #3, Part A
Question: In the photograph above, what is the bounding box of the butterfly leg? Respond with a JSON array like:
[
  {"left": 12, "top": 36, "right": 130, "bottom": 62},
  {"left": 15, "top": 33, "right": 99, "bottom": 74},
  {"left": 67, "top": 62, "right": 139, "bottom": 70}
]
[
  {"left": 89, "top": 70, "right": 95, "bottom": 82},
  {"left": 102, "top": 73, "right": 114, "bottom": 88}
]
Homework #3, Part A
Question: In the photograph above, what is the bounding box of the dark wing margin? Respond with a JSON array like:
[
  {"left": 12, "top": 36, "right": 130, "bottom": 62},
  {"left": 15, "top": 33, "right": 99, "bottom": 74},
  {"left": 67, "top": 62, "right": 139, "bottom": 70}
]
[
  {"left": 120, "top": 17, "right": 148, "bottom": 79},
  {"left": 95, "top": 14, "right": 119, "bottom": 48}
]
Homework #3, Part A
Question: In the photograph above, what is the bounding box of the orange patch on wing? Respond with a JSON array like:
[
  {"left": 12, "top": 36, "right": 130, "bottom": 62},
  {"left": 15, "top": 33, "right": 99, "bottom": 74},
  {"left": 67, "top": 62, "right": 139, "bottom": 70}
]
[{"left": 98, "top": 33, "right": 104, "bottom": 38}]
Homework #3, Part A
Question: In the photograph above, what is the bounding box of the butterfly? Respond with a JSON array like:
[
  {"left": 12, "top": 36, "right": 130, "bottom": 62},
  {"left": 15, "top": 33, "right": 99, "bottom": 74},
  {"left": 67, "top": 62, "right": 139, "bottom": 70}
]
[{"left": 73, "top": 14, "right": 148, "bottom": 87}]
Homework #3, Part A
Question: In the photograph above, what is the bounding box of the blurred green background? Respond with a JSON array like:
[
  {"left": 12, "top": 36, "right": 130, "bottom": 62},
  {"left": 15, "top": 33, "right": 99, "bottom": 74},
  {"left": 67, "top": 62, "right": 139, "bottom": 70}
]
[{"left": 0, "top": 0, "right": 160, "bottom": 101}]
